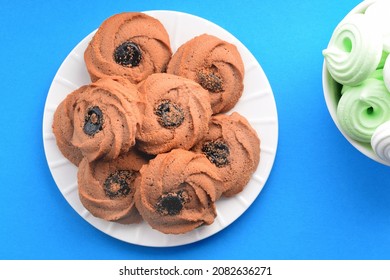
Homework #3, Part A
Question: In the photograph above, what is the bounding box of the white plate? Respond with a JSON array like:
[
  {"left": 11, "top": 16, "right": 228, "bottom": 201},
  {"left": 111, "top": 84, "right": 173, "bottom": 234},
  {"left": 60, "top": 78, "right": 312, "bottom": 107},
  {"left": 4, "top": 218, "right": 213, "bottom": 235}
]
[{"left": 42, "top": 10, "right": 278, "bottom": 247}]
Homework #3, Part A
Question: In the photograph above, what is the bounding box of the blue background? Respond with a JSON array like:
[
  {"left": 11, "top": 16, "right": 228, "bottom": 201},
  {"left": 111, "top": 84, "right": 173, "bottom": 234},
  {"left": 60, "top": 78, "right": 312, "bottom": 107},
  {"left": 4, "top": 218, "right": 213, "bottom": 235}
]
[{"left": 1, "top": 0, "right": 389, "bottom": 260}]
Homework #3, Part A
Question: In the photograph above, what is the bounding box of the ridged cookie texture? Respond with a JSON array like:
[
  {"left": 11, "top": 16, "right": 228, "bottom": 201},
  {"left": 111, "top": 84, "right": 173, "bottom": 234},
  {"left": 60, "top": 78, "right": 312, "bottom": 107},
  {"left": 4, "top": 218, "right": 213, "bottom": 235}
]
[{"left": 85, "top": 12, "right": 172, "bottom": 84}]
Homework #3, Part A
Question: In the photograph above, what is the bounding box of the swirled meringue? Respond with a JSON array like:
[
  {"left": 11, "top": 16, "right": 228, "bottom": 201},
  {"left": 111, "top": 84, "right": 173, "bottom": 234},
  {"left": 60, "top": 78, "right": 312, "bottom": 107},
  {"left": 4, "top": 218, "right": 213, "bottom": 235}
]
[
  {"left": 364, "top": 0, "right": 390, "bottom": 53},
  {"left": 341, "top": 69, "right": 384, "bottom": 95},
  {"left": 383, "top": 54, "right": 390, "bottom": 92},
  {"left": 323, "top": 13, "right": 383, "bottom": 86},
  {"left": 337, "top": 77, "right": 390, "bottom": 143},
  {"left": 371, "top": 120, "right": 390, "bottom": 163}
]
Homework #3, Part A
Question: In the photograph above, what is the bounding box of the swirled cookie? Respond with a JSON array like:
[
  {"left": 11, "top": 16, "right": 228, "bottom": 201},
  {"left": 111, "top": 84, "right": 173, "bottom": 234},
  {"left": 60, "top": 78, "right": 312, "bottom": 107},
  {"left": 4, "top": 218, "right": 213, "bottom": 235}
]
[
  {"left": 135, "top": 73, "right": 212, "bottom": 154},
  {"left": 192, "top": 112, "right": 260, "bottom": 197},
  {"left": 167, "top": 34, "right": 245, "bottom": 114},
  {"left": 84, "top": 12, "right": 172, "bottom": 84},
  {"left": 78, "top": 149, "right": 148, "bottom": 224},
  {"left": 71, "top": 76, "right": 145, "bottom": 162},
  {"left": 52, "top": 87, "right": 85, "bottom": 166},
  {"left": 134, "top": 149, "right": 223, "bottom": 234}
]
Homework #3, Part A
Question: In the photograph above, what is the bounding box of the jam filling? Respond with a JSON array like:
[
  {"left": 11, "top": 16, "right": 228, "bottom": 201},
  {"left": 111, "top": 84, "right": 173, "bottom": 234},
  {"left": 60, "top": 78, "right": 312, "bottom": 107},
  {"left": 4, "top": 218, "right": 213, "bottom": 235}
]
[
  {"left": 156, "top": 190, "right": 189, "bottom": 216},
  {"left": 202, "top": 140, "right": 230, "bottom": 167},
  {"left": 103, "top": 170, "right": 135, "bottom": 199},
  {"left": 154, "top": 100, "right": 185, "bottom": 129},
  {"left": 83, "top": 106, "right": 103, "bottom": 136},
  {"left": 197, "top": 68, "right": 224, "bottom": 93},
  {"left": 114, "top": 41, "right": 142, "bottom": 67}
]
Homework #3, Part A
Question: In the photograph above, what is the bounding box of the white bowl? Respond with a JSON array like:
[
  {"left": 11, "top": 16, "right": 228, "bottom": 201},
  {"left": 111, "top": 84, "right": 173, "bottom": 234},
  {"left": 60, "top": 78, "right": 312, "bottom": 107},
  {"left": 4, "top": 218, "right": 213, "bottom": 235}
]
[{"left": 322, "top": 0, "right": 390, "bottom": 166}]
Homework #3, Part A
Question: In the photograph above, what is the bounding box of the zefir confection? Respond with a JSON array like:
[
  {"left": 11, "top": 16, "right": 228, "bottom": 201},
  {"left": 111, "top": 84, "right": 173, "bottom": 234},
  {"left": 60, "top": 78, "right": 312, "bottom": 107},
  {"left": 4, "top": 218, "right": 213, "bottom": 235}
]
[
  {"left": 371, "top": 120, "right": 390, "bottom": 163},
  {"left": 323, "top": 13, "right": 382, "bottom": 86},
  {"left": 323, "top": 0, "right": 390, "bottom": 163},
  {"left": 337, "top": 72, "right": 390, "bottom": 143}
]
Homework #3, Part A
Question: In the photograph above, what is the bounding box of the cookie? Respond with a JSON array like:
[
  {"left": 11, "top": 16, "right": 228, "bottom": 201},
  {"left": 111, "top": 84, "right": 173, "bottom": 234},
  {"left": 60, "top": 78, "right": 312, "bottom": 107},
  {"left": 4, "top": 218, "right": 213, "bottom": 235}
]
[
  {"left": 134, "top": 149, "right": 223, "bottom": 234},
  {"left": 70, "top": 76, "right": 145, "bottom": 162},
  {"left": 52, "top": 86, "right": 85, "bottom": 166},
  {"left": 192, "top": 112, "right": 260, "bottom": 197},
  {"left": 78, "top": 149, "right": 149, "bottom": 224},
  {"left": 135, "top": 73, "right": 212, "bottom": 154},
  {"left": 84, "top": 12, "right": 172, "bottom": 84},
  {"left": 167, "top": 34, "right": 245, "bottom": 114}
]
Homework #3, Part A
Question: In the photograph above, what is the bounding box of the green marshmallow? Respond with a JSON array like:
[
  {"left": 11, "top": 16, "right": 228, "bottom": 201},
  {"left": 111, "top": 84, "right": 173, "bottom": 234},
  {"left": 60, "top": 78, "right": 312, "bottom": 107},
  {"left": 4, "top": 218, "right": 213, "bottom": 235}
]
[
  {"left": 341, "top": 69, "right": 384, "bottom": 95},
  {"left": 323, "top": 14, "right": 383, "bottom": 86},
  {"left": 337, "top": 77, "right": 390, "bottom": 143}
]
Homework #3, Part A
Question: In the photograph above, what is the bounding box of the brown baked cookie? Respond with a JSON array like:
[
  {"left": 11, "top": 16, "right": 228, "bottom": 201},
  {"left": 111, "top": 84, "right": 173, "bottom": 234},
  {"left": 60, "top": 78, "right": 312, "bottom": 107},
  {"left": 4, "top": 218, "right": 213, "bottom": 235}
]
[
  {"left": 78, "top": 149, "right": 149, "bottom": 224},
  {"left": 134, "top": 149, "right": 223, "bottom": 234},
  {"left": 167, "top": 34, "right": 245, "bottom": 114},
  {"left": 71, "top": 76, "right": 145, "bottom": 162},
  {"left": 52, "top": 86, "right": 85, "bottom": 166},
  {"left": 192, "top": 112, "right": 260, "bottom": 197},
  {"left": 84, "top": 12, "right": 172, "bottom": 84},
  {"left": 135, "top": 73, "right": 212, "bottom": 155}
]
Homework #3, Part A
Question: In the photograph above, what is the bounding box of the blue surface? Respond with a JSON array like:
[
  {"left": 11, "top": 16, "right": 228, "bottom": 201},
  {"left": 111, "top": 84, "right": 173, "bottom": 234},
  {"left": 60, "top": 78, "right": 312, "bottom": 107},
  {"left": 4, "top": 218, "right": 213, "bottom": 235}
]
[{"left": 1, "top": 0, "right": 389, "bottom": 260}]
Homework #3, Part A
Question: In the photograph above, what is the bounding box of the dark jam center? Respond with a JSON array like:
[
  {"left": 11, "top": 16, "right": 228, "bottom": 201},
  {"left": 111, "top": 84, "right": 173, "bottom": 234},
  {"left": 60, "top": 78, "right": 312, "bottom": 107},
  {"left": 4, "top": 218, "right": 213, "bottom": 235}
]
[
  {"left": 154, "top": 100, "right": 185, "bottom": 129},
  {"left": 83, "top": 106, "right": 103, "bottom": 136},
  {"left": 197, "top": 68, "right": 224, "bottom": 93},
  {"left": 103, "top": 170, "right": 135, "bottom": 199},
  {"left": 202, "top": 140, "right": 230, "bottom": 167},
  {"left": 156, "top": 190, "right": 188, "bottom": 216},
  {"left": 114, "top": 41, "right": 142, "bottom": 67}
]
